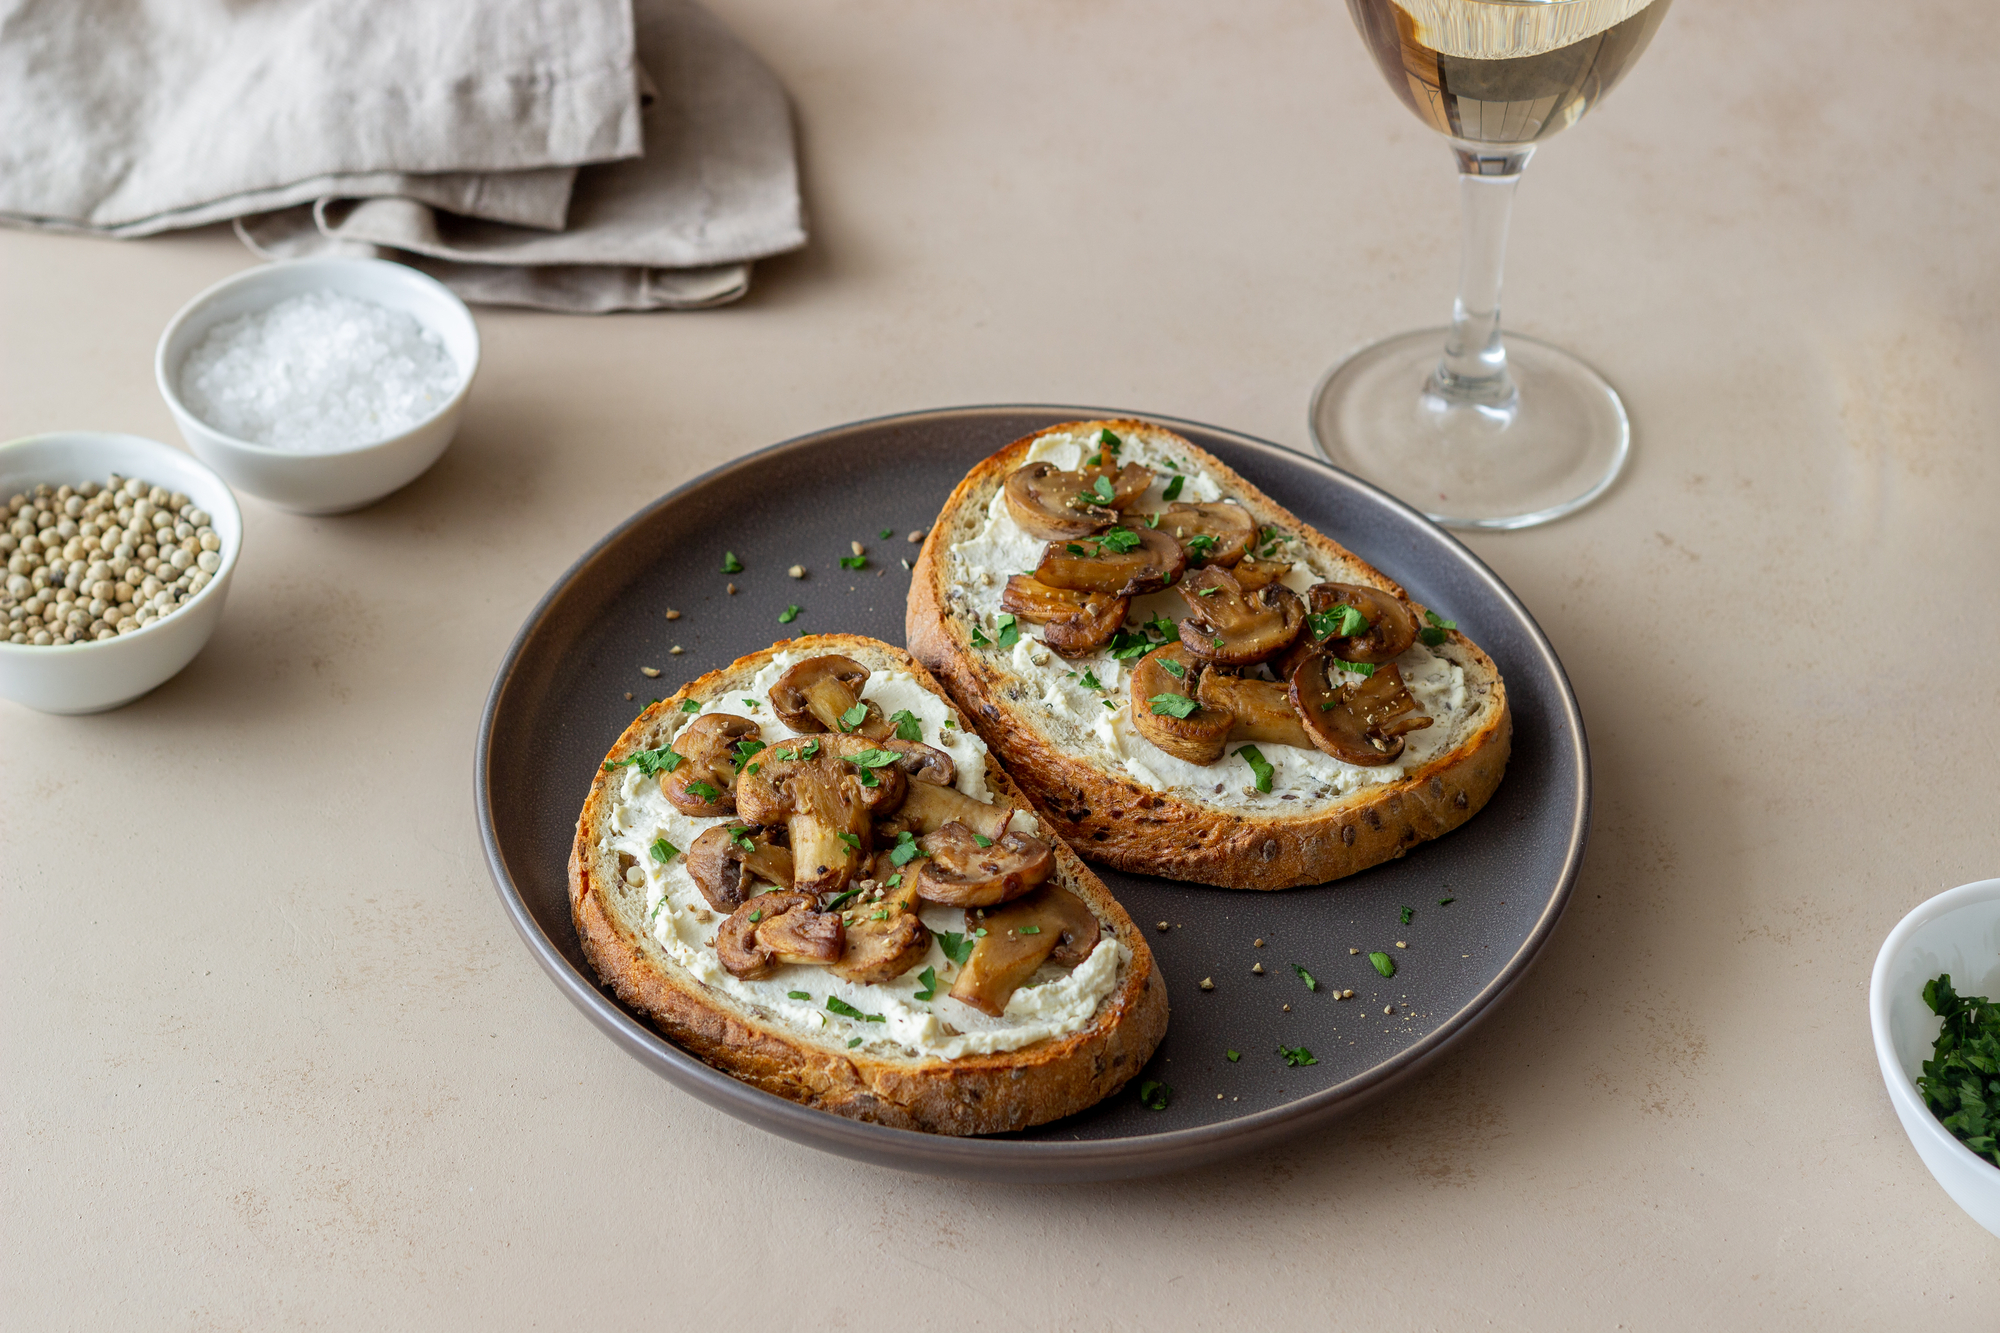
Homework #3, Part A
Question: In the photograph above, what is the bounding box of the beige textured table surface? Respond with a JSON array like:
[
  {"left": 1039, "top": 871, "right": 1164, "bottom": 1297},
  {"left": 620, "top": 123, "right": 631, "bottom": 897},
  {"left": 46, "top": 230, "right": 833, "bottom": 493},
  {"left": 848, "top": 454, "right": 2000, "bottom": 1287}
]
[{"left": 4, "top": 1, "right": 1996, "bottom": 1325}]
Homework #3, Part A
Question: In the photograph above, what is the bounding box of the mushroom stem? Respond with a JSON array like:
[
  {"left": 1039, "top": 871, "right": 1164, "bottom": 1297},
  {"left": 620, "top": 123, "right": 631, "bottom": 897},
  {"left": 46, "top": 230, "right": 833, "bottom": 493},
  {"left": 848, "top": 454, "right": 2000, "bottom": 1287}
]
[
  {"left": 948, "top": 885, "right": 1102, "bottom": 1017},
  {"left": 878, "top": 781, "right": 1014, "bottom": 840}
]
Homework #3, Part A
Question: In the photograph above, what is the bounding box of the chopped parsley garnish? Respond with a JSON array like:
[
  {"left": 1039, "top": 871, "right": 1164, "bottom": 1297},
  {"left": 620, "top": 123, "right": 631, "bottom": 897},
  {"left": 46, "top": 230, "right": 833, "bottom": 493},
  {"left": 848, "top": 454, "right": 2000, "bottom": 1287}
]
[
  {"left": 1145, "top": 613, "right": 1176, "bottom": 641},
  {"left": 1438, "top": 897, "right": 1456, "bottom": 906},
  {"left": 1137, "top": 1079, "right": 1172, "bottom": 1110},
  {"left": 1195, "top": 586, "right": 1220, "bottom": 596},
  {"left": 972, "top": 833, "right": 994, "bottom": 848},
  {"left": 778, "top": 604, "right": 801, "bottom": 624},
  {"left": 727, "top": 826, "right": 756, "bottom": 852},
  {"left": 1107, "top": 628, "right": 1152, "bottom": 660},
  {"left": 1090, "top": 475, "right": 1116, "bottom": 504},
  {"left": 1226, "top": 1050, "right": 1241, "bottom": 1063},
  {"left": 1236, "top": 745, "right": 1274, "bottom": 793},
  {"left": 969, "top": 624, "right": 993, "bottom": 648},
  {"left": 1079, "top": 668, "right": 1104, "bottom": 691},
  {"left": 870, "top": 909, "right": 890, "bottom": 920},
  {"left": 839, "top": 701, "right": 870, "bottom": 731},
  {"left": 1018, "top": 924, "right": 1041, "bottom": 935},
  {"left": 1279, "top": 1045, "right": 1317, "bottom": 1067},
  {"left": 1292, "top": 964, "right": 1317, "bottom": 992},
  {"left": 679, "top": 699, "right": 702, "bottom": 713},
  {"left": 731, "top": 738, "right": 767, "bottom": 769},
  {"left": 1369, "top": 951, "right": 1396, "bottom": 978},
  {"left": 839, "top": 554, "right": 868, "bottom": 570},
  {"left": 1096, "top": 427, "right": 1122, "bottom": 450},
  {"left": 824, "top": 888, "right": 864, "bottom": 911},
  {"left": 835, "top": 831, "right": 861, "bottom": 852},
  {"left": 741, "top": 697, "right": 760, "bottom": 709},
  {"left": 649, "top": 837, "right": 678, "bottom": 863},
  {"left": 847, "top": 1037, "right": 863, "bottom": 1048},
  {"left": 1162, "top": 474, "right": 1185, "bottom": 502},
  {"left": 913, "top": 966, "right": 939, "bottom": 1001},
  {"left": 1309, "top": 604, "right": 1371, "bottom": 641},
  {"left": 747, "top": 909, "right": 762, "bottom": 923},
  {"left": 888, "top": 708, "right": 923, "bottom": 741},
  {"left": 1065, "top": 542, "right": 1088, "bottom": 556},
  {"left": 973, "top": 927, "right": 988, "bottom": 937},
  {"left": 888, "top": 830, "right": 920, "bottom": 866},
  {"left": 721, "top": 551, "right": 744, "bottom": 574},
  {"left": 825, "top": 995, "right": 877, "bottom": 1020},
  {"left": 787, "top": 990, "right": 811, "bottom": 1001},
  {"left": 1399, "top": 905, "right": 1414, "bottom": 924},
  {"left": 1184, "top": 533, "right": 1218, "bottom": 558},
  {"left": 1145, "top": 511, "right": 1161, "bottom": 527},
  {"left": 936, "top": 931, "right": 975, "bottom": 965},
  {"left": 685, "top": 779, "right": 721, "bottom": 801},
  {"left": 1098, "top": 527, "right": 1141, "bottom": 554},
  {"left": 1148, "top": 692, "right": 1199, "bottom": 719},
  {"left": 602, "top": 745, "right": 684, "bottom": 776},
  {"left": 849, "top": 747, "right": 899, "bottom": 768},
  {"left": 884, "top": 873, "right": 902, "bottom": 889},
  {"left": 1330, "top": 658, "right": 1377, "bottom": 678},
  {"left": 1159, "top": 656, "right": 1185, "bottom": 679},
  {"left": 1419, "top": 609, "right": 1458, "bottom": 647},
  {"left": 879, "top": 527, "right": 894, "bottom": 539},
  {"left": 994, "top": 613, "right": 1020, "bottom": 649},
  {"left": 1919, "top": 974, "right": 2000, "bottom": 1166}
]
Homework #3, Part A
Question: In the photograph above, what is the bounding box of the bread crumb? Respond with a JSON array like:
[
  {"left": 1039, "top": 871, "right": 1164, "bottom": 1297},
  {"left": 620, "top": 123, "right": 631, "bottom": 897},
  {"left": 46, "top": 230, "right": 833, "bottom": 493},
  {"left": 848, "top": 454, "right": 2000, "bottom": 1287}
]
[
  {"left": 788, "top": 564, "right": 806, "bottom": 579},
  {"left": 1349, "top": 947, "right": 1360, "bottom": 955},
  {"left": 1282, "top": 1004, "right": 1291, "bottom": 1012},
  {"left": 1253, "top": 938, "right": 1264, "bottom": 947},
  {"left": 907, "top": 530, "right": 925, "bottom": 543},
  {"left": 1396, "top": 941, "right": 1406, "bottom": 948},
  {"left": 1383, "top": 1005, "right": 1394, "bottom": 1015},
  {"left": 624, "top": 692, "right": 633, "bottom": 700},
  {"left": 850, "top": 541, "right": 865, "bottom": 557},
  {"left": 670, "top": 646, "right": 684, "bottom": 655},
  {"left": 640, "top": 666, "right": 661, "bottom": 677},
  {"left": 1199, "top": 977, "right": 1214, "bottom": 991},
  {"left": 1156, "top": 921, "right": 1170, "bottom": 932},
  {"left": 664, "top": 609, "right": 681, "bottom": 620},
  {"left": 1251, "top": 962, "right": 1264, "bottom": 974},
  {"left": 726, "top": 583, "right": 737, "bottom": 595}
]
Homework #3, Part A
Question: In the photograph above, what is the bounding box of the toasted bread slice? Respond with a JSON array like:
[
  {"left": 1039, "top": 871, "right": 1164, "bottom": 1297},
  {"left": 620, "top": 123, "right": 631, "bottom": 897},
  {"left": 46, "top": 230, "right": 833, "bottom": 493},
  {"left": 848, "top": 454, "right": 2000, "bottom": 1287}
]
[
  {"left": 907, "top": 420, "right": 1511, "bottom": 891},
  {"left": 570, "top": 633, "right": 1168, "bottom": 1135}
]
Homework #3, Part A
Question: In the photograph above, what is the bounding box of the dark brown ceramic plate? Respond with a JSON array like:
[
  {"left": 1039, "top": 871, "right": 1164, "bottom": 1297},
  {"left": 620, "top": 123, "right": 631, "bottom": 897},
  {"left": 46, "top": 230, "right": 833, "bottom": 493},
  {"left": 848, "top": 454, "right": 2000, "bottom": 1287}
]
[{"left": 476, "top": 406, "right": 1588, "bottom": 1181}]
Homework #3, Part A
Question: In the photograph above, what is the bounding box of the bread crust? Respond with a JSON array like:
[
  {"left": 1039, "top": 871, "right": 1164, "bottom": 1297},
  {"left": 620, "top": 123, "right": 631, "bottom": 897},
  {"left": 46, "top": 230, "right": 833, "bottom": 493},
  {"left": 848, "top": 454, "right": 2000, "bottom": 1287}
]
[
  {"left": 907, "top": 421, "right": 1512, "bottom": 891},
  {"left": 569, "top": 633, "right": 1169, "bottom": 1136}
]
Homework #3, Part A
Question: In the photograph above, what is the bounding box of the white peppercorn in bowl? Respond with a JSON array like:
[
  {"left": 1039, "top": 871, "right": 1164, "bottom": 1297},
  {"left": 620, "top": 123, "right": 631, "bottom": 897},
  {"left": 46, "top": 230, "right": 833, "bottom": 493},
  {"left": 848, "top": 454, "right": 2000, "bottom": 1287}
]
[
  {"left": 155, "top": 257, "right": 478, "bottom": 515},
  {"left": 0, "top": 431, "right": 242, "bottom": 714}
]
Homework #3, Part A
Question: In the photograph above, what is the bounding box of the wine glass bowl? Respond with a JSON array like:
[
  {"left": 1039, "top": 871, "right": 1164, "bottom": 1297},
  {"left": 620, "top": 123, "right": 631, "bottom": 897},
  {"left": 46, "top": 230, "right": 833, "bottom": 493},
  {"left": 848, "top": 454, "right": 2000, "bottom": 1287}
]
[{"left": 1312, "top": 0, "right": 1671, "bottom": 529}]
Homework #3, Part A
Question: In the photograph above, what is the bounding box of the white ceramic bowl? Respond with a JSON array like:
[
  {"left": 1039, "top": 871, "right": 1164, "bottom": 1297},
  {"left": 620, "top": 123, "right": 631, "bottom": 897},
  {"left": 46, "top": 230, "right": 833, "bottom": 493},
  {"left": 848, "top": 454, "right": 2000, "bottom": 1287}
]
[
  {"left": 1869, "top": 877, "right": 2000, "bottom": 1239},
  {"left": 0, "top": 432, "right": 244, "bottom": 714},
  {"left": 154, "top": 257, "right": 478, "bottom": 515}
]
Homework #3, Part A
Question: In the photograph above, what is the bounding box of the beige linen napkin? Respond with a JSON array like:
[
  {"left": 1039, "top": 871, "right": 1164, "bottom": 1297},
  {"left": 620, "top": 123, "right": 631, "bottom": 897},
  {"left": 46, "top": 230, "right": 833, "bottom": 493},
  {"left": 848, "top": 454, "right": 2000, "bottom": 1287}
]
[
  {"left": 236, "top": 0, "right": 805, "bottom": 311},
  {"left": 0, "top": 0, "right": 642, "bottom": 236}
]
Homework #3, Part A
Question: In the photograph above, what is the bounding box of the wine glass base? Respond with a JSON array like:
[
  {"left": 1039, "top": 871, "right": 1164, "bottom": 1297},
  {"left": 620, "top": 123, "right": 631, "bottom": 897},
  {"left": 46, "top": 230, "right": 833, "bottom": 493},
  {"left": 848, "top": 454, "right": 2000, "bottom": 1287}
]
[{"left": 1309, "top": 329, "right": 1629, "bottom": 530}]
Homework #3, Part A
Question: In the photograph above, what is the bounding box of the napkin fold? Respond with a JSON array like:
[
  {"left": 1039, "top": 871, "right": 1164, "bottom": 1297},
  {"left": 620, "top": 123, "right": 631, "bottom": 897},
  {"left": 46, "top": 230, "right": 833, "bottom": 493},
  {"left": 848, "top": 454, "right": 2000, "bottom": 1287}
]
[{"left": 0, "top": 0, "right": 804, "bottom": 310}]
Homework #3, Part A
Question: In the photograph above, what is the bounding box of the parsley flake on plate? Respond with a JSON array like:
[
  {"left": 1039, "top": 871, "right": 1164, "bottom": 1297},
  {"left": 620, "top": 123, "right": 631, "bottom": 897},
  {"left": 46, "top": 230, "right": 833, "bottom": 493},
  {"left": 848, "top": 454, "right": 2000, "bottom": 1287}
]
[
  {"left": 1137, "top": 1079, "right": 1172, "bottom": 1110},
  {"left": 1279, "top": 1045, "right": 1317, "bottom": 1067},
  {"left": 721, "top": 551, "right": 744, "bottom": 574},
  {"left": 839, "top": 554, "right": 867, "bottom": 570},
  {"left": 1226, "top": 1050, "right": 1241, "bottom": 1063},
  {"left": 1369, "top": 951, "right": 1396, "bottom": 978},
  {"left": 778, "top": 604, "right": 801, "bottom": 624},
  {"left": 1291, "top": 964, "right": 1317, "bottom": 992}
]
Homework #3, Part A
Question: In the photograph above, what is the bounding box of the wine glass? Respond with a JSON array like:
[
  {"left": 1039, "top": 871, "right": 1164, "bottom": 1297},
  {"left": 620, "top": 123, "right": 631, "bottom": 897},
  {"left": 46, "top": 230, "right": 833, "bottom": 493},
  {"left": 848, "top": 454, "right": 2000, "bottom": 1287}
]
[{"left": 1311, "top": 0, "right": 1671, "bottom": 528}]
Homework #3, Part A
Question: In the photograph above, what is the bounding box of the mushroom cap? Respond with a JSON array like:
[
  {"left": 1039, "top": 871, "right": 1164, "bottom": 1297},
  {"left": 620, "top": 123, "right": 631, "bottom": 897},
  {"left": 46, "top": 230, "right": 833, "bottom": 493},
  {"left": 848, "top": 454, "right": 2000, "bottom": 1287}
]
[
  {"left": 879, "top": 736, "right": 955, "bottom": 787},
  {"left": 1304, "top": 582, "right": 1418, "bottom": 665},
  {"left": 1152, "top": 501, "right": 1255, "bottom": 568},
  {"left": 1128, "top": 642, "right": 1229, "bottom": 765},
  {"left": 1033, "top": 525, "right": 1185, "bottom": 598},
  {"left": 1000, "top": 575, "right": 1128, "bottom": 656},
  {"left": 949, "top": 884, "right": 1103, "bottom": 1016},
  {"left": 1231, "top": 555, "right": 1293, "bottom": 592},
  {"left": 828, "top": 907, "right": 930, "bottom": 984},
  {"left": 686, "top": 824, "right": 794, "bottom": 913},
  {"left": 715, "top": 890, "right": 832, "bottom": 979},
  {"left": 1196, "top": 670, "right": 1314, "bottom": 750},
  {"left": 1175, "top": 566, "right": 1305, "bottom": 666},
  {"left": 911, "top": 823, "right": 1056, "bottom": 908},
  {"left": 1003, "top": 461, "right": 1121, "bottom": 540},
  {"left": 769, "top": 654, "right": 892, "bottom": 737},
  {"left": 1288, "top": 655, "right": 1434, "bottom": 766},
  {"left": 661, "top": 712, "right": 761, "bottom": 817}
]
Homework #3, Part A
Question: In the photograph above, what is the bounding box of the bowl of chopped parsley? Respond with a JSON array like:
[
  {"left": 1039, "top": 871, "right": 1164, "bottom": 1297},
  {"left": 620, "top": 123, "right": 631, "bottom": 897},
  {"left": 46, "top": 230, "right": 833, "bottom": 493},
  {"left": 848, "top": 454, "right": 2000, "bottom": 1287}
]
[{"left": 1870, "top": 877, "right": 2000, "bottom": 1239}]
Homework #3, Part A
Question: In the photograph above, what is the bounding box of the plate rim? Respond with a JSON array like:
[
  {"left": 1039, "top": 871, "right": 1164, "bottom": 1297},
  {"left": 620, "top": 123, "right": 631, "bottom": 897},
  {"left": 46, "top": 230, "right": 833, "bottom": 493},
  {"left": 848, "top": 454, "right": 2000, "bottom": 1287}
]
[{"left": 475, "top": 403, "right": 1590, "bottom": 1180}]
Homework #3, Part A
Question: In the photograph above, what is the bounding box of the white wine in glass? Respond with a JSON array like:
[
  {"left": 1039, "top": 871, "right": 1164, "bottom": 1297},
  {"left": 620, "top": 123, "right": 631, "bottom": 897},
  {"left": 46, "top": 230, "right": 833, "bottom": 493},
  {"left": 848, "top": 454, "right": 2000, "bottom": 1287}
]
[{"left": 1311, "top": 0, "right": 1671, "bottom": 529}]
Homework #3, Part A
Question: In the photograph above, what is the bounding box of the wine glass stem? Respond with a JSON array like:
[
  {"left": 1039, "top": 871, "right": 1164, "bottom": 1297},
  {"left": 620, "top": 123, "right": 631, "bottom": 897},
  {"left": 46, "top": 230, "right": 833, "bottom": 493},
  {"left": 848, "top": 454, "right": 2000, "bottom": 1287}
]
[{"left": 1431, "top": 144, "right": 1535, "bottom": 414}]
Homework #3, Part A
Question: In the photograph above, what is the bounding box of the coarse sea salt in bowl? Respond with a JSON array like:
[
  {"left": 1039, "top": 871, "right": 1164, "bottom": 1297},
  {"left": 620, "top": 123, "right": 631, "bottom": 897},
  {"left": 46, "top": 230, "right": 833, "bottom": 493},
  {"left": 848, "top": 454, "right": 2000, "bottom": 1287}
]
[
  {"left": 155, "top": 258, "right": 479, "bottom": 515},
  {"left": 1869, "top": 877, "right": 2000, "bottom": 1240},
  {"left": 0, "top": 432, "right": 243, "bottom": 714}
]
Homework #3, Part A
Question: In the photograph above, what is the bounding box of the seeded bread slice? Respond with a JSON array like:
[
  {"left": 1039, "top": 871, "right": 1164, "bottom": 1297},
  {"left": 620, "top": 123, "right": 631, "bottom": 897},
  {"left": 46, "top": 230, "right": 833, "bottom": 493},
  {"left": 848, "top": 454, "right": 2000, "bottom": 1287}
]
[
  {"left": 569, "top": 633, "right": 1168, "bottom": 1136},
  {"left": 906, "top": 421, "right": 1511, "bottom": 891}
]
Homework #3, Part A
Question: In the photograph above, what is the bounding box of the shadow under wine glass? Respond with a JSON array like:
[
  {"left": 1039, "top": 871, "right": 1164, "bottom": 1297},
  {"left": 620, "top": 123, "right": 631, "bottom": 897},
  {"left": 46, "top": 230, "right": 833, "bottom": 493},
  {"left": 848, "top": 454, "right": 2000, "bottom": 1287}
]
[{"left": 1312, "top": 0, "right": 1672, "bottom": 529}]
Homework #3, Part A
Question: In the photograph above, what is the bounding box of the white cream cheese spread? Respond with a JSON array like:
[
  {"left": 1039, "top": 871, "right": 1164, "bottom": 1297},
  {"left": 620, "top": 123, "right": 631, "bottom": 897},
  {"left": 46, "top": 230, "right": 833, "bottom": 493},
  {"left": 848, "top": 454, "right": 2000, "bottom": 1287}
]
[
  {"left": 600, "top": 650, "right": 1129, "bottom": 1060},
  {"left": 944, "top": 429, "right": 1477, "bottom": 812}
]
